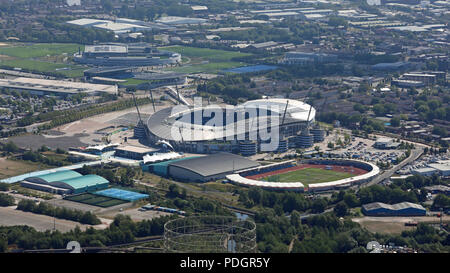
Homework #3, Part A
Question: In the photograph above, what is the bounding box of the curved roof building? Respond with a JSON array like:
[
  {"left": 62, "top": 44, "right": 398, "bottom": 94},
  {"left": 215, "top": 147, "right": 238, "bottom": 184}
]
[
  {"left": 21, "top": 170, "right": 109, "bottom": 194},
  {"left": 146, "top": 99, "right": 315, "bottom": 153}
]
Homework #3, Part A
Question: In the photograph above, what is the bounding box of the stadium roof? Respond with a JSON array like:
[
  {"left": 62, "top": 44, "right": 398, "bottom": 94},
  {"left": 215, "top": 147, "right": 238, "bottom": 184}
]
[
  {"left": 362, "top": 202, "right": 425, "bottom": 211},
  {"left": 169, "top": 152, "right": 260, "bottom": 177},
  {"left": 147, "top": 98, "right": 315, "bottom": 142}
]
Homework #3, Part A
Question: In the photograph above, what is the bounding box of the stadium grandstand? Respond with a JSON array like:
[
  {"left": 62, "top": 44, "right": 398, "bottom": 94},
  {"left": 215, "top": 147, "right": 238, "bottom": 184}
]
[
  {"left": 226, "top": 159, "right": 379, "bottom": 192},
  {"left": 146, "top": 98, "right": 324, "bottom": 154}
]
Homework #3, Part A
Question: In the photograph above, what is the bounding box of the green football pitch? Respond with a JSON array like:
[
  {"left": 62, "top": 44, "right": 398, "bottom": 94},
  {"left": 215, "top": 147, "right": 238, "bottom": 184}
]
[{"left": 261, "top": 167, "right": 356, "bottom": 185}]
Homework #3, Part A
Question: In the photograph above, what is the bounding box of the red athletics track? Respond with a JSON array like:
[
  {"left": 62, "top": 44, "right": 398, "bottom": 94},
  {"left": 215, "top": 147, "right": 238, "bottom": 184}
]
[{"left": 245, "top": 164, "right": 368, "bottom": 180}]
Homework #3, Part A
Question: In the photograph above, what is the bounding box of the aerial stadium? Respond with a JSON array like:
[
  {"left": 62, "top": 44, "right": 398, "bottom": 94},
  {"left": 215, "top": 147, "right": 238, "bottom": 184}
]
[
  {"left": 143, "top": 98, "right": 325, "bottom": 154},
  {"left": 226, "top": 159, "right": 380, "bottom": 192}
]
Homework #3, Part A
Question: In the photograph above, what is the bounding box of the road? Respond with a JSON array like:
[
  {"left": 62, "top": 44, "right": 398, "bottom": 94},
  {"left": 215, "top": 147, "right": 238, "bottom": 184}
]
[{"left": 357, "top": 147, "right": 424, "bottom": 189}]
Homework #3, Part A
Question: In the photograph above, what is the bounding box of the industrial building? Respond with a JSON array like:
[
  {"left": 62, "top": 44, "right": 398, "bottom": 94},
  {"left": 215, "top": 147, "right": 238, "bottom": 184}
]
[
  {"left": 412, "top": 160, "right": 450, "bottom": 177},
  {"left": 67, "top": 18, "right": 172, "bottom": 34},
  {"left": 114, "top": 145, "right": 157, "bottom": 160},
  {"left": 0, "top": 77, "right": 118, "bottom": 96},
  {"left": 401, "top": 73, "right": 436, "bottom": 86},
  {"left": 155, "top": 16, "right": 208, "bottom": 25},
  {"left": 73, "top": 43, "right": 181, "bottom": 67},
  {"left": 20, "top": 170, "right": 109, "bottom": 194},
  {"left": 280, "top": 51, "right": 338, "bottom": 65},
  {"left": 167, "top": 152, "right": 260, "bottom": 182},
  {"left": 362, "top": 202, "right": 426, "bottom": 216},
  {"left": 374, "top": 137, "right": 400, "bottom": 149}
]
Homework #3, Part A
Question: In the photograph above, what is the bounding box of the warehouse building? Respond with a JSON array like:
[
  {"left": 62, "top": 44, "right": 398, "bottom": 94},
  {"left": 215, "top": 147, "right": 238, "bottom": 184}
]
[
  {"left": 374, "top": 137, "right": 400, "bottom": 149},
  {"left": 362, "top": 202, "right": 426, "bottom": 216},
  {"left": 20, "top": 170, "right": 109, "bottom": 194},
  {"left": 412, "top": 167, "right": 439, "bottom": 177},
  {"left": 114, "top": 145, "right": 157, "bottom": 160},
  {"left": 145, "top": 156, "right": 201, "bottom": 176},
  {"left": 0, "top": 77, "right": 118, "bottom": 96},
  {"left": 167, "top": 152, "right": 260, "bottom": 182}
]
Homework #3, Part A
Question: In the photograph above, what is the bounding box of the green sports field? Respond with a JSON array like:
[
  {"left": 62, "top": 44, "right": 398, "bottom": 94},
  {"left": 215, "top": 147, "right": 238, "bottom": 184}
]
[
  {"left": 0, "top": 43, "right": 86, "bottom": 77},
  {"left": 262, "top": 168, "right": 356, "bottom": 185}
]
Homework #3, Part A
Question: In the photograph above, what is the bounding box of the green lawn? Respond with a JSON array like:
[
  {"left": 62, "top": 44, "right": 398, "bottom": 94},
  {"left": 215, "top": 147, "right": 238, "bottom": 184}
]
[
  {"left": 0, "top": 43, "right": 82, "bottom": 58},
  {"left": 0, "top": 58, "right": 85, "bottom": 77},
  {"left": 262, "top": 168, "right": 356, "bottom": 185},
  {"left": 0, "top": 43, "right": 86, "bottom": 78},
  {"left": 160, "top": 46, "right": 251, "bottom": 62}
]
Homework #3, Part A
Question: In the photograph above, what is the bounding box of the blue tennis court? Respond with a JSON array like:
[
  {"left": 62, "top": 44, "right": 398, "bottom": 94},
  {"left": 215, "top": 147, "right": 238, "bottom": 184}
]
[{"left": 95, "top": 188, "right": 149, "bottom": 201}]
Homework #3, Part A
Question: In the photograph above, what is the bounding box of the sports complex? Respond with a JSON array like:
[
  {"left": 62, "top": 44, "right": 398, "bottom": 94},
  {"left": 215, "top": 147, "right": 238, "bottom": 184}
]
[{"left": 226, "top": 159, "right": 380, "bottom": 192}]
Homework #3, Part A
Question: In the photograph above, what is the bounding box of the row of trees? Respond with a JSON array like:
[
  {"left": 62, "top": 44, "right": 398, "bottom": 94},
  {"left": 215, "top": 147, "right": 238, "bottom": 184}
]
[
  {"left": 17, "top": 199, "right": 101, "bottom": 225},
  {"left": 27, "top": 97, "right": 151, "bottom": 130},
  {"left": 0, "top": 214, "right": 176, "bottom": 251}
]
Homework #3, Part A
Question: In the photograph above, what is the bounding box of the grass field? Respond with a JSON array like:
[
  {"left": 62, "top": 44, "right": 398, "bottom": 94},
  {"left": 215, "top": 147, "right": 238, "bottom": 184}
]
[
  {"left": 0, "top": 43, "right": 82, "bottom": 58},
  {"left": 262, "top": 168, "right": 356, "bottom": 185},
  {"left": 65, "top": 193, "right": 128, "bottom": 208},
  {"left": 0, "top": 43, "right": 86, "bottom": 77},
  {"left": 0, "top": 158, "right": 43, "bottom": 180},
  {"left": 160, "top": 46, "right": 250, "bottom": 74},
  {"left": 0, "top": 59, "right": 86, "bottom": 77}
]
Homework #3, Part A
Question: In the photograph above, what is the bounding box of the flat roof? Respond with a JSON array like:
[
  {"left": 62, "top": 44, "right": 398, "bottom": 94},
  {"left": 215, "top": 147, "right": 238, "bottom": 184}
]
[
  {"left": 0, "top": 77, "right": 118, "bottom": 94},
  {"left": 85, "top": 45, "right": 128, "bottom": 53},
  {"left": 169, "top": 152, "right": 260, "bottom": 177},
  {"left": 115, "top": 145, "right": 156, "bottom": 154},
  {"left": 428, "top": 163, "right": 450, "bottom": 172}
]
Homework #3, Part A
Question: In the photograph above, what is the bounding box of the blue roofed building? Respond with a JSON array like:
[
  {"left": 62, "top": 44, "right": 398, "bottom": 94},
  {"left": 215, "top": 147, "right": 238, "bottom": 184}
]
[{"left": 362, "top": 202, "right": 426, "bottom": 216}]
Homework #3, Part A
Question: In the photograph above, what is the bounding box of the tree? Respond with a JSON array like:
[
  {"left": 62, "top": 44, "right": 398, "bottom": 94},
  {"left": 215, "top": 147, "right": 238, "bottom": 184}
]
[
  {"left": 391, "top": 117, "right": 401, "bottom": 127},
  {"left": 343, "top": 193, "right": 360, "bottom": 208},
  {"left": 3, "top": 141, "right": 19, "bottom": 153},
  {"left": 311, "top": 199, "right": 327, "bottom": 213},
  {"left": 334, "top": 202, "right": 349, "bottom": 217},
  {"left": 0, "top": 193, "right": 14, "bottom": 207}
]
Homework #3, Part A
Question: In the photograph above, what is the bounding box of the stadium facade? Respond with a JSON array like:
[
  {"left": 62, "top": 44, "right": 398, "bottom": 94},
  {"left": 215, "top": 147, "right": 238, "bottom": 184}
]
[
  {"left": 74, "top": 43, "right": 181, "bottom": 67},
  {"left": 145, "top": 98, "right": 323, "bottom": 154}
]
